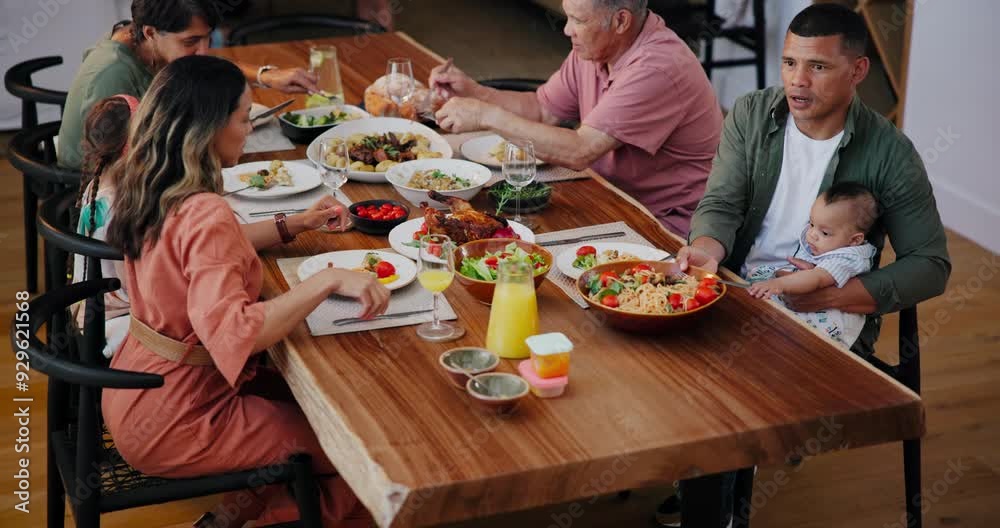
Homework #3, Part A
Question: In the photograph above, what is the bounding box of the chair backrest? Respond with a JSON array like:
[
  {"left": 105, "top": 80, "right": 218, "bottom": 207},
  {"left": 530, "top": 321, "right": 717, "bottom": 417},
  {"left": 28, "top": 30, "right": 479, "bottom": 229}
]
[
  {"left": 479, "top": 78, "right": 545, "bottom": 93},
  {"left": 9, "top": 121, "right": 83, "bottom": 186},
  {"left": 39, "top": 188, "right": 123, "bottom": 279},
  {"left": 227, "top": 14, "right": 386, "bottom": 46},
  {"left": 4, "top": 56, "right": 69, "bottom": 129}
]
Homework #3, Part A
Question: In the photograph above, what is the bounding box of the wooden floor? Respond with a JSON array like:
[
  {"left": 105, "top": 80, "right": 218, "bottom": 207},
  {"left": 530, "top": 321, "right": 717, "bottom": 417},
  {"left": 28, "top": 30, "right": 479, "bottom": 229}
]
[{"left": 2, "top": 2, "right": 999, "bottom": 527}]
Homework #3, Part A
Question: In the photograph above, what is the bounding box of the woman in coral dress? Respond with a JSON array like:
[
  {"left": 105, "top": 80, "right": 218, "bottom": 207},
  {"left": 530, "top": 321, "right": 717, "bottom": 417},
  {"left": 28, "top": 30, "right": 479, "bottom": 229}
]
[{"left": 102, "top": 55, "right": 389, "bottom": 527}]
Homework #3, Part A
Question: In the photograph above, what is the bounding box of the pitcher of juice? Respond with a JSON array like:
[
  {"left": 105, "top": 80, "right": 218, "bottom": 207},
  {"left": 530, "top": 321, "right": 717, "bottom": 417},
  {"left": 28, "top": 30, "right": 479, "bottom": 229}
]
[{"left": 486, "top": 260, "right": 539, "bottom": 359}]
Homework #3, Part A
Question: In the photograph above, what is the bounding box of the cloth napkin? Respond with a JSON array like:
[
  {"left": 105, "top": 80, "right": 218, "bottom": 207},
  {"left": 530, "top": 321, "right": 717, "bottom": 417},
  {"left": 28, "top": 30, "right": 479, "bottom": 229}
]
[
  {"left": 276, "top": 255, "right": 457, "bottom": 336},
  {"left": 536, "top": 221, "right": 671, "bottom": 308},
  {"left": 443, "top": 131, "right": 590, "bottom": 185},
  {"left": 243, "top": 119, "right": 295, "bottom": 154}
]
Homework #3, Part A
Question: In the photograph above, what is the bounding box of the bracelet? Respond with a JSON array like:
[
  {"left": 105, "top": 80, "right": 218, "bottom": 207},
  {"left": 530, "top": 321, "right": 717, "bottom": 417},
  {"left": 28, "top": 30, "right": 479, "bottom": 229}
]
[
  {"left": 256, "top": 64, "right": 277, "bottom": 88},
  {"left": 274, "top": 213, "right": 295, "bottom": 243}
]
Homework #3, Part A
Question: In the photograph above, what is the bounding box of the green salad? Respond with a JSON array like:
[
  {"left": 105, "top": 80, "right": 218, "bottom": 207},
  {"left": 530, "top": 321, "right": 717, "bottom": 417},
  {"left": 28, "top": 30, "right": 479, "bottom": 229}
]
[
  {"left": 282, "top": 110, "right": 351, "bottom": 127},
  {"left": 459, "top": 242, "right": 548, "bottom": 281}
]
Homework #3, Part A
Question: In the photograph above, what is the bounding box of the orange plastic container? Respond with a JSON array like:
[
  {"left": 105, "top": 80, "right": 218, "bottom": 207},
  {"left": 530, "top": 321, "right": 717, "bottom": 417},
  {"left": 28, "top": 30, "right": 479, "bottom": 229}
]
[{"left": 525, "top": 333, "right": 573, "bottom": 379}]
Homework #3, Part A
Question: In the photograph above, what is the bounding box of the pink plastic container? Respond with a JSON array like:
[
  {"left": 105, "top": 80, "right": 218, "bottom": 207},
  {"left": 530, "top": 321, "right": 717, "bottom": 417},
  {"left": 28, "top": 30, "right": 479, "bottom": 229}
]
[{"left": 517, "top": 360, "right": 569, "bottom": 398}]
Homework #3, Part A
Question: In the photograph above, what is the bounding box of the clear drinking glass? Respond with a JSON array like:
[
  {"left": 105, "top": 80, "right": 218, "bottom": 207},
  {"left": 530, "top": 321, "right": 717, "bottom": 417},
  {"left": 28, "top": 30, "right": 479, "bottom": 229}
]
[
  {"left": 385, "top": 58, "right": 415, "bottom": 117},
  {"left": 416, "top": 234, "right": 465, "bottom": 342},
  {"left": 316, "top": 141, "right": 352, "bottom": 232},
  {"left": 309, "top": 45, "right": 344, "bottom": 104},
  {"left": 503, "top": 140, "right": 537, "bottom": 228}
]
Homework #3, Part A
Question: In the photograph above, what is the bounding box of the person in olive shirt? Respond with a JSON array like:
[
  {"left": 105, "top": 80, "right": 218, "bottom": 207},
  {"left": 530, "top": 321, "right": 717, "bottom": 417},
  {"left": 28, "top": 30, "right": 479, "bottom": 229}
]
[
  {"left": 58, "top": 0, "right": 319, "bottom": 170},
  {"left": 676, "top": 3, "right": 950, "bottom": 361}
]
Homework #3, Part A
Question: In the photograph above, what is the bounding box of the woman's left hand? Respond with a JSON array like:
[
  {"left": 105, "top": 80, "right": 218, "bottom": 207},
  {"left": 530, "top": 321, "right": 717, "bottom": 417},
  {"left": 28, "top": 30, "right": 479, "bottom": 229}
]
[
  {"left": 262, "top": 67, "right": 319, "bottom": 93},
  {"left": 297, "top": 196, "right": 346, "bottom": 232}
]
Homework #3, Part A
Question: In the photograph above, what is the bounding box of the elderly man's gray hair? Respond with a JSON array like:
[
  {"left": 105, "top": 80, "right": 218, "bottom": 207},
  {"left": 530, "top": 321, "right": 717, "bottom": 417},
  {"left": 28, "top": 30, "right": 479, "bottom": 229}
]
[{"left": 593, "top": 0, "right": 648, "bottom": 14}]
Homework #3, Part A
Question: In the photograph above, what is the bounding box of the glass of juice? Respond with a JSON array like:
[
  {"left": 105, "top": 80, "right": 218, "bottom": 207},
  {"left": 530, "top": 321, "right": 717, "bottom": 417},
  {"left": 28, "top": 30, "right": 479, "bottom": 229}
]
[
  {"left": 486, "top": 260, "right": 539, "bottom": 359},
  {"left": 416, "top": 234, "right": 465, "bottom": 342},
  {"left": 309, "top": 45, "right": 344, "bottom": 104}
]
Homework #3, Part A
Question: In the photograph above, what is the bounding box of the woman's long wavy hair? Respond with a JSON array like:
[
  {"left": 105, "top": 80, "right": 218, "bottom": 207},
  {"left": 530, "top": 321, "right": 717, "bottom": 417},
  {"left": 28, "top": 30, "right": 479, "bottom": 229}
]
[{"left": 106, "top": 55, "right": 246, "bottom": 259}]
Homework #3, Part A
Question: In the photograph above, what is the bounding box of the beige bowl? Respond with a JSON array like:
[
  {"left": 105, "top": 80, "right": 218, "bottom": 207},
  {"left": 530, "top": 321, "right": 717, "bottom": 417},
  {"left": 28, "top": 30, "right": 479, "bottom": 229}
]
[{"left": 466, "top": 372, "right": 530, "bottom": 413}]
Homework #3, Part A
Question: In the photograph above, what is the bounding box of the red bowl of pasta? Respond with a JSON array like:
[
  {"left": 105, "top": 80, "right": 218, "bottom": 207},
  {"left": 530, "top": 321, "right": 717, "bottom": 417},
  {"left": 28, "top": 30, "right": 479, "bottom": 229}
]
[{"left": 575, "top": 260, "right": 727, "bottom": 333}]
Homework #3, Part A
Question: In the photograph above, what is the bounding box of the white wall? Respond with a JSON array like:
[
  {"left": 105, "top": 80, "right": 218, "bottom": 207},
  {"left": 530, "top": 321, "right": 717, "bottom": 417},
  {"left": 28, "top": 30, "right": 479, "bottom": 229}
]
[
  {"left": 903, "top": 0, "right": 1000, "bottom": 254},
  {"left": 0, "top": 0, "right": 129, "bottom": 130}
]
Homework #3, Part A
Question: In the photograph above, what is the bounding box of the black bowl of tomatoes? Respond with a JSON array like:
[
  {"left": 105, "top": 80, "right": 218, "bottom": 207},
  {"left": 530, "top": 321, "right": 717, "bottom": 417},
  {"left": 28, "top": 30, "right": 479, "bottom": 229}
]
[{"left": 349, "top": 200, "right": 410, "bottom": 235}]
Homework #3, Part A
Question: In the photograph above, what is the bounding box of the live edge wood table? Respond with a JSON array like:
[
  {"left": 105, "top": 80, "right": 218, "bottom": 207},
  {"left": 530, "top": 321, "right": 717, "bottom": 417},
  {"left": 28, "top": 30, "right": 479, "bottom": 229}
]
[{"left": 212, "top": 33, "right": 923, "bottom": 528}]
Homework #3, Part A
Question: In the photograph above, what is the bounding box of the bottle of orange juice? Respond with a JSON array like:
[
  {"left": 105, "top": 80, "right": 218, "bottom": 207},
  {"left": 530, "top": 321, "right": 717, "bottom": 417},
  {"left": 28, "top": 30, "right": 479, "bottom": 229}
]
[{"left": 486, "top": 260, "right": 538, "bottom": 359}]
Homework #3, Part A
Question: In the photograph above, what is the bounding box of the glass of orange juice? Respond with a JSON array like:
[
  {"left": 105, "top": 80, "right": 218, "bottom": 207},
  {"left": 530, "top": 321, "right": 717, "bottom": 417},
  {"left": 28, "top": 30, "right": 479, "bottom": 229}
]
[{"left": 416, "top": 234, "right": 465, "bottom": 342}]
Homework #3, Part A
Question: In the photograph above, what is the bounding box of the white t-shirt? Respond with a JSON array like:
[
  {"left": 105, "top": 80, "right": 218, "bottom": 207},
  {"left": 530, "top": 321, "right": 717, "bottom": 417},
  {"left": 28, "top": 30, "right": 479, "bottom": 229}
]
[{"left": 741, "top": 117, "right": 845, "bottom": 276}]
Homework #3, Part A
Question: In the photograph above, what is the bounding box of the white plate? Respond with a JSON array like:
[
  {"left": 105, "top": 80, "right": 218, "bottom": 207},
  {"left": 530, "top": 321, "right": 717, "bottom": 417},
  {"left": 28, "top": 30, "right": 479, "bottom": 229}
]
[
  {"left": 385, "top": 159, "right": 492, "bottom": 209},
  {"left": 460, "top": 134, "right": 546, "bottom": 168},
  {"left": 277, "top": 104, "right": 369, "bottom": 129},
  {"left": 306, "top": 117, "right": 453, "bottom": 183},
  {"left": 556, "top": 242, "right": 672, "bottom": 280},
  {"left": 222, "top": 160, "right": 322, "bottom": 199},
  {"left": 297, "top": 250, "right": 417, "bottom": 291},
  {"left": 388, "top": 217, "right": 536, "bottom": 260}
]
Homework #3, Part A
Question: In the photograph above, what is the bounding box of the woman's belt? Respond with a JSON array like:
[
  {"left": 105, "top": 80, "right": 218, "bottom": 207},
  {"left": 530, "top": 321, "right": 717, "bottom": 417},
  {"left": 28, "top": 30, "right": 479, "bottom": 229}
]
[{"left": 128, "top": 316, "right": 214, "bottom": 366}]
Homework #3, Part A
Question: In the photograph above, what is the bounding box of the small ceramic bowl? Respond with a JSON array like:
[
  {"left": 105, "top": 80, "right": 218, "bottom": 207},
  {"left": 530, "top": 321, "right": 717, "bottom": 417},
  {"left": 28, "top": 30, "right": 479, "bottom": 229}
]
[
  {"left": 439, "top": 347, "right": 500, "bottom": 389},
  {"left": 466, "top": 372, "right": 530, "bottom": 413},
  {"left": 348, "top": 199, "right": 410, "bottom": 235}
]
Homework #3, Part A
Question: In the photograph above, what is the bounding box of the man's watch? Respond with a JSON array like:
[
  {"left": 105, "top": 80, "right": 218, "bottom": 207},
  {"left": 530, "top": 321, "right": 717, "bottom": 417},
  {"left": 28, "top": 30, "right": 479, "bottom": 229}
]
[
  {"left": 257, "top": 64, "right": 277, "bottom": 88},
  {"left": 274, "top": 213, "right": 295, "bottom": 243}
]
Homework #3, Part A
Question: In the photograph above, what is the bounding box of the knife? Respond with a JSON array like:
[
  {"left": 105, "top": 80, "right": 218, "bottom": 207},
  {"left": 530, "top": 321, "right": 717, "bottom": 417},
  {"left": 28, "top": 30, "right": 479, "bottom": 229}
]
[
  {"left": 250, "top": 99, "right": 295, "bottom": 125},
  {"left": 538, "top": 231, "right": 626, "bottom": 247},
  {"left": 332, "top": 309, "right": 434, "bottom": 327}
]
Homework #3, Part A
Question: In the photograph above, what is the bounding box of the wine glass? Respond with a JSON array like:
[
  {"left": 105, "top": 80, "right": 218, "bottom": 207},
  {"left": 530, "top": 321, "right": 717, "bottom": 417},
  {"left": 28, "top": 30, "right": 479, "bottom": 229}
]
[
  {"left": 416, "top": 234, "right": 465, "bottom": 342},
  {"left": 385, "top": 58, "right": 415, "bottom": 117},
  {"left": 316, "top": 140, "right": 352, "bottom": 232},
  {"left": 503, "top": 140, "right": 537, "bottom": 228}
]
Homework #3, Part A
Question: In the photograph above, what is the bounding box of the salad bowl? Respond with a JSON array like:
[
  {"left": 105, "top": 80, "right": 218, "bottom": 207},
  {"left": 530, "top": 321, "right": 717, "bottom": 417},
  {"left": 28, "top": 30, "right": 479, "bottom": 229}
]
[{"left": 453, "top": 239, "right": 552, "bottom": 305}]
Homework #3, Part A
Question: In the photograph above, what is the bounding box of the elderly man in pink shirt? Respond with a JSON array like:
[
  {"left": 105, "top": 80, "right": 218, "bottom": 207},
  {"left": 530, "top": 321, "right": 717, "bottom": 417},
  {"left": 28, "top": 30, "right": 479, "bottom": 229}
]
[{"left": 432, "top": 0, "right": 722, "bottom": 235}]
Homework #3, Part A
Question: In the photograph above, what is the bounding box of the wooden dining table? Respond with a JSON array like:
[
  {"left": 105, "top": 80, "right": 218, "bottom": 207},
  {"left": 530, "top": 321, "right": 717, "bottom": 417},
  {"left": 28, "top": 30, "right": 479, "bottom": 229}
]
[{"left": 211, "top": 33, "right": 924, "bottom": 528}]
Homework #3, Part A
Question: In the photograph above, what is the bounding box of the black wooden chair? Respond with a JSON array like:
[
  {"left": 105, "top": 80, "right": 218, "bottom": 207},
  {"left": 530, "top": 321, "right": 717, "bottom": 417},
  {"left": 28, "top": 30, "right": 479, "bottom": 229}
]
[
  {"left": 656, "top": 0, "right": 767, "bottom": 90},
  {"left": 5, "top": 58, "right": 69, "bottom": 293},
  {"left": 30, "top": 191, "right": 324, "bottom": 528},
  {"left": 9, "top": 122, "right": 83, "bottom": 294},
  {"left": 227, "top": 14, "right": 385, "bottom": 46}
]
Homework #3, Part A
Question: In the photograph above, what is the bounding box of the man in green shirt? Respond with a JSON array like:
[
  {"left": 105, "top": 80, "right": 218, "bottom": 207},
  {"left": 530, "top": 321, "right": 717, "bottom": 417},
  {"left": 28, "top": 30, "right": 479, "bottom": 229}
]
[
  {"left": 677, "top": 3, "right": 950, "bottom": 360},
  {"left": 58, "top": 0, "right": 319, "bottom": 170}
]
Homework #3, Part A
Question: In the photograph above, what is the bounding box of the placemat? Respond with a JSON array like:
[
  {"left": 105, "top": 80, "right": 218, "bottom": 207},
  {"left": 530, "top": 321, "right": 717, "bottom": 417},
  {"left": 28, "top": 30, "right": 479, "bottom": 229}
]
[
  {"left": 444, "top": 131, "right": 590, "bottom": 185},
  {"left": 276, "top": 255, "right": 457, "bottom": 336},
  {"left": 225, "top": 162, "right": 357, "bottom": 224},
  {"left": 243, "top": 119, "right": 296, "bottom": 154},
  {"left": 536, "top": 222, "right": 672, "bottom": 308}
]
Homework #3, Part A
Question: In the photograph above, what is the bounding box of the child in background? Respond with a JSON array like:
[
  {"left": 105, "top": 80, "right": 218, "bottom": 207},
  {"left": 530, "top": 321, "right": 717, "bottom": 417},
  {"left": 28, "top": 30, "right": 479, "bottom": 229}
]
[
  {"left": 747, "top": 182, "right": 879, "bottom": 346},
  {"left": 72, "top": 94, "right": 138, "bottom": 357}
]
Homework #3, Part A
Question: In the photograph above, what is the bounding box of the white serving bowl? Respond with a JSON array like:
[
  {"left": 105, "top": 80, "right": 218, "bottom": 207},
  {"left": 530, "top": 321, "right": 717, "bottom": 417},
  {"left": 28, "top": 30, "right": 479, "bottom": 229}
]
[
  {"left": 385, "top": 159, "right": 492, "bottom": 209},
  {"left": 306, "top": 117, "right": 453, "bottom": 183}
]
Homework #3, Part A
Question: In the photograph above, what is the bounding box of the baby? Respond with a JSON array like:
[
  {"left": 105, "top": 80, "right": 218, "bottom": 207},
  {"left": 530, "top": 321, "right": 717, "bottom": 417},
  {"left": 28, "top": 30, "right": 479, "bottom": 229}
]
[{"left": 747, "top": 182, "right": 879, "bottom": 346}]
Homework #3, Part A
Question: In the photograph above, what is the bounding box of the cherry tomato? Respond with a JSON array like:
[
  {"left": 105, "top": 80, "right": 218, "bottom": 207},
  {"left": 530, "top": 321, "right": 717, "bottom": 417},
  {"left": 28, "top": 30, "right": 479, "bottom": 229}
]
[
  {"left": 631, "top": 263, "right": 654, "bottom": 274},
  {"left": 392, "top": 206, "right": 405, "bottom": 214},
  {"left": 576, "top": 245, "right": 597, "bottom": 257},
  {"left": 381, "top": 203, "right": 392, "bottom": 210},
  {"left": 684, "top": 298, "right": 701, "bottom": 311},
  {"left": 699, "top": 276, "right": 718, "bottom": 288},
  {"left": 484, "top": 256, "right": 499, "bottom": 268},
  {"left": 412, "top": 231, "right": 422, "bottom": 240},
  {"left": 668, "top": 293, "right": 683, "bottom": 309},
  {"left": 375, "top": 261, "right": 396, "bottom": 279},
  {"left": 429, "top": 245, "right": 443, "bottom": 257},
  {"left": 371, "top": 212, "right": 384, "bottom": 221},
  {"left": 601, "top": 294, "right": 620, "bottom": 308},
  {"left": 695, "top": 286, "right": 718, "bottom": 305},
  {"left": 355, "top": 209, "right": 368, "bottom": 218},
  {"left": 599, "top": 271, "right": 619, "bottom": 287},
  {"left": 534, "top": 261, "right": 543, "bottom": 269}
]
